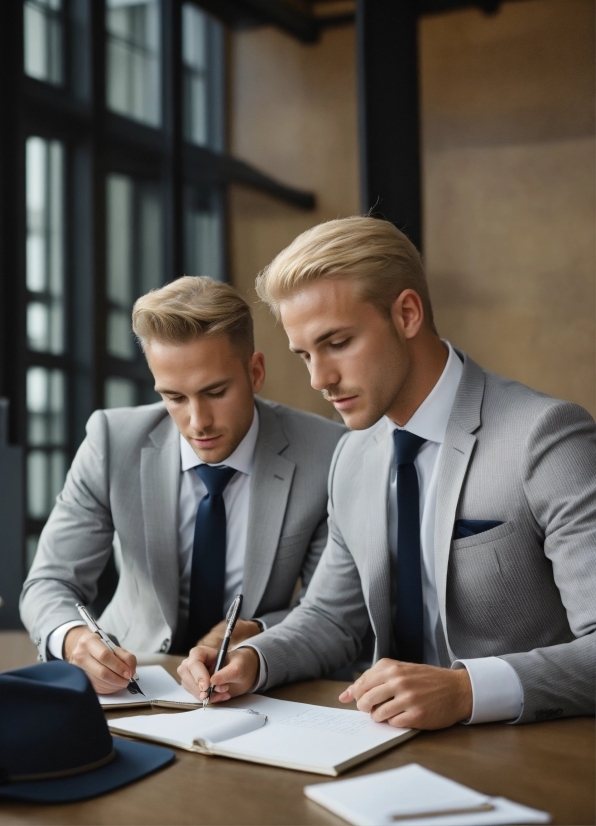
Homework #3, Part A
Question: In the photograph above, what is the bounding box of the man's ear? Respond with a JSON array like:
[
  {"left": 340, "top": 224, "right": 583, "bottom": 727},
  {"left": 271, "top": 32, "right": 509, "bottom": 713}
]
[
  {"left": 390, "top": 290, "right": 425, "bottom": 340},
  {"left": 249, "top": 351, "right": 266, "bottom": 393}
]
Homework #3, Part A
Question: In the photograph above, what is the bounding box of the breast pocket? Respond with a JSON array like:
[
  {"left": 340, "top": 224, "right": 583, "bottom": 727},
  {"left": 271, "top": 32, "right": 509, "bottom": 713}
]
[{"left": 450, "top": 520, "right": 515, "bottom": 550}]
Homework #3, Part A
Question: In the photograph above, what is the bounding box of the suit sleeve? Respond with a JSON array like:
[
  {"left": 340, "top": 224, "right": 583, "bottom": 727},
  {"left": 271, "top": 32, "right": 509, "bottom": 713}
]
[
  {"left": 255, "top": 510, "right": 328, "bottom": 628},
  {"left": 19, "top": 410, "right": 116, "bottom": 661},
  {"left": 499, "top": 401, "right": 596, "bottom": 722},
  {"left": 251, "top": 435, "right": 371, "bottom": 689}
]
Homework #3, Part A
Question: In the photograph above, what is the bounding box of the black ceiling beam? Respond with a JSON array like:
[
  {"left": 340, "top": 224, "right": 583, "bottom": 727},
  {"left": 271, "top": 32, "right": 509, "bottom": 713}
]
[
  {"left": 418, "top": 0, "right": 502, "bottom": 13},
  {"left": 189, "top": 0, "right": 536, "bottom": 43},
  {"left": 191, "top": 0, "right": 354, "bottom": 43},
  {"left": 183, "top": 144, "right": 316, "bottom": 210}
]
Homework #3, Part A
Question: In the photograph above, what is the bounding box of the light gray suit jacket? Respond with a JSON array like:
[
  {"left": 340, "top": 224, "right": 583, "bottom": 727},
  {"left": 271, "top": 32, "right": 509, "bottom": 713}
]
[
  {"left": 251, "top": 355, "right": 596, "bottom": 723},
  {"left": 20, "top": 397, "right": 345, "bottom": 660}
]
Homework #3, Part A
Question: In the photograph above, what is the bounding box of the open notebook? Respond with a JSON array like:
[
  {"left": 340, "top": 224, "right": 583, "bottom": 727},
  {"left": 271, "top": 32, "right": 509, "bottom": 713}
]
[
  {"left": 99, "top": 665, "right": 201, "bottom": 710},
  {"left": 108, "top": 694, "right": 418, "bottom": 776}
]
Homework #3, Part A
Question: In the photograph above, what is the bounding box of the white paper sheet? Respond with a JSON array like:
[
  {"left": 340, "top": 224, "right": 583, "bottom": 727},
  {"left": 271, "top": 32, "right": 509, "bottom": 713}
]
[
  {"left": 304, "top": 764, "right": 551, "bottom": 826},
  {"left": 215, "top": 695, "right": 412, "bottom": 771},
  {"left": 99, "top": 665, "right": 199, "bottom": 706},
  {"left": 109, "top": 705, "right": 267, "bottom": 747}
]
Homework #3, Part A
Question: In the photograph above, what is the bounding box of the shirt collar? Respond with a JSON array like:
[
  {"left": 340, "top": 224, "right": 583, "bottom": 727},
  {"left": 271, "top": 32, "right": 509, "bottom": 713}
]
[
  {"left": 180, "top": 405, "right": 260, "bottom": 475},
  {"left": 384, "top": 341, "right": 463, "bottom": 445}
]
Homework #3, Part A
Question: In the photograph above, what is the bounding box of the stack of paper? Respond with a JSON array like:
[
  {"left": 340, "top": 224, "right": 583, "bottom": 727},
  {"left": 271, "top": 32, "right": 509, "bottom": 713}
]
[{"left": 304, "top": 764, "right": 551, "bottom": 825}]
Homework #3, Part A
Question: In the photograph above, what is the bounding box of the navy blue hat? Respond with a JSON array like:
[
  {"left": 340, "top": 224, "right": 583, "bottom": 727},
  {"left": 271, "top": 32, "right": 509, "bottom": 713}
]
[{"left": 0, "top": 661, "right": 174, "bottom": 803}]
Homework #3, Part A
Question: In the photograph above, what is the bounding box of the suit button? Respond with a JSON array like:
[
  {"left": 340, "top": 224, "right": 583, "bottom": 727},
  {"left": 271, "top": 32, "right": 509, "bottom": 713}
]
[
  {"left": 37, "top": 654, "right": 43, "bottom": 662},
  {"left": 159, "top": 639, "right": 170, "bottom": 653}
]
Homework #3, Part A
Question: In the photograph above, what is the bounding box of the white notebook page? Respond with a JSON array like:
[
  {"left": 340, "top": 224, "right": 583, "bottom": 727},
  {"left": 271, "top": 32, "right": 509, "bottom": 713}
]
[
  {"left": 217, "top": 695, "right": 410, "bottom": 770},
  {"left": 110, "top": 705, "right": 267, "bottom": 747},
  {"left": 99, "top": 665, "right": 199, "bottom": 706}
]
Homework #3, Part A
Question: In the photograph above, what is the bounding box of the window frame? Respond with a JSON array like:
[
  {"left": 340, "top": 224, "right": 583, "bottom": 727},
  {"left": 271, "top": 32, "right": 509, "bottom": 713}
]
[{"left": 0, "top": 0, "right": 315, "bottom": 591}]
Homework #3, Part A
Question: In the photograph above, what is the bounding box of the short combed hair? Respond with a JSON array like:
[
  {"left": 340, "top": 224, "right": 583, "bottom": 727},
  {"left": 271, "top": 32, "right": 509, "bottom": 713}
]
[
  {"left": 132, "top": 276, "right": 254, "bottom": 356},
  {"left": 255, "top": 216, "right": 436, "bottom": 332}
]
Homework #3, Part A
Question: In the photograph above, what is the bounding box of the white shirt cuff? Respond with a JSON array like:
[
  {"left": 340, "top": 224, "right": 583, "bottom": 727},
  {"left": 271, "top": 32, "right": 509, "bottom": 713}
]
[
  {"left": 252, "top": 618, "right": 267, "bottom": 632},
  {"left": 452, "top": 656, "right": 524, "bottom": 724},
  {"left": 235, "top": 643, "right": 268, "bottom": 692},
  {"left": 47, "top": 621, "right": 86, "bottom": 660}
]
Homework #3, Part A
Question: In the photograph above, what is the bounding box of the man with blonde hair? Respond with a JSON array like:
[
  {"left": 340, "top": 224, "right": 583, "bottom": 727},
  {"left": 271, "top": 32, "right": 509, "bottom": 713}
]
[
  {"left": 179, "top": 216, "right": 596, "bottom": 729},
  {"left": 21, "top": 277, "right": 344, "bottom": 693}
]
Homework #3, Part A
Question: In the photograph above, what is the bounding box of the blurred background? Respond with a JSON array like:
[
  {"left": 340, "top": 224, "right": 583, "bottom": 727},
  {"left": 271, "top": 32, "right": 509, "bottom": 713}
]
[{"left": 0, "top": 0, "right": 593, "bottom": 626}]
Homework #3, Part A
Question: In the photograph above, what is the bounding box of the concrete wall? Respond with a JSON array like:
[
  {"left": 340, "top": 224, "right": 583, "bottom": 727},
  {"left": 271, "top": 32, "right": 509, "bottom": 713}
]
[
  {"left": 227, "top": 25, "right": 359, "bottom": 418},
  {"left": 228, "top": 0, "right": 595, "bottom": 416},
  {"left": 421, "top": 0, "right": 596, "bottom": 414}
]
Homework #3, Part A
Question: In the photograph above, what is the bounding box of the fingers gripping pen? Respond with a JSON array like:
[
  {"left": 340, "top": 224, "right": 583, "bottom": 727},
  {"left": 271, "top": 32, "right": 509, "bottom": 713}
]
[{"left": 203, "top": 594, "right": 243, "bottom": 710}]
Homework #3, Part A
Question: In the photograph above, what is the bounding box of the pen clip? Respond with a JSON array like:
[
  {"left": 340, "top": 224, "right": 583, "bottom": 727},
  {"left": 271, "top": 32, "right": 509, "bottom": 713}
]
[
  {"left": 76, "top": 602, "right": 100, "bottom": 633},
  {"left": 225, "top": 594, "right": 243, "bottom": 631}
]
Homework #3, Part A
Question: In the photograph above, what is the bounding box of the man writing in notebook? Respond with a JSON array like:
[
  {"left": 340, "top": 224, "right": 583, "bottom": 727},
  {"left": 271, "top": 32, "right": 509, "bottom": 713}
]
[
  {"left": 21, "top": 277, "right": 344, "bottom": 693},
  {"left": 179, "top": 216, "right": 596, "bottom": 727}
]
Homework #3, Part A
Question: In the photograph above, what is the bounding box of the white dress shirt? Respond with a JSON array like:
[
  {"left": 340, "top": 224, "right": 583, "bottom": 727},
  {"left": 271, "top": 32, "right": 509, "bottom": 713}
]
[
  {"left": 386, "top": 341, "right": 523, "bottom": 723},
  {"left": 47, "top": 407, "right": 261, "bottom": 659},
  {"left": 250, "top": 343, "right": 523, "bottom": 722}
]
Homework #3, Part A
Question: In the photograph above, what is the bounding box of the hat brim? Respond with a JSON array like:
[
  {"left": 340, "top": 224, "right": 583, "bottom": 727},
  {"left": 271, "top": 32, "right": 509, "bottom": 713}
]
[{"left": 0, "top": 738, "right": 175, "bottom": 803}]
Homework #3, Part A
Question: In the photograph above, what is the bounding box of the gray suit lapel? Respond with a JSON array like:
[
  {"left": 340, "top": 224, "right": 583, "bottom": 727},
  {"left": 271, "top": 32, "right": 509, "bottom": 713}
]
[
  {"left": 140, "top": 415, "right": 181, "bottom": 633},
  {"left": 242, "top": 399, "right": 295, "bottom": 619},
  {"left": 434, "top": 354, "right": 485, "bottom": 659},
  {"left": 364, "top": 426, "right": 393, "bottom": 658}
]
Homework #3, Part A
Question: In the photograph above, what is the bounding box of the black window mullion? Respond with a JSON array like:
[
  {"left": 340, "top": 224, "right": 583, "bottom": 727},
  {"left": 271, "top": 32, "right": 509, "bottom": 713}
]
[{"left": 163, "top": 0, "right": 184, "bottom": 287}]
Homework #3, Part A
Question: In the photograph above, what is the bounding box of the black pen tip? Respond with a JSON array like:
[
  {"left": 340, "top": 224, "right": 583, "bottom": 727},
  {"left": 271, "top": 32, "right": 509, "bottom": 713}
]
[{"left": 127, "top": 679, "right": 145, "bottom": 696}]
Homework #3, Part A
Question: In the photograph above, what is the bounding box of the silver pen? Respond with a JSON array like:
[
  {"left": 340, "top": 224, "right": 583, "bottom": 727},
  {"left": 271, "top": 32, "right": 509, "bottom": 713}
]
[
  {"left": 203, "top": 594, "right": 243, "bottom": 710},
  {"left": 76, "top": 603, "right": 144, "bottom": 696}
]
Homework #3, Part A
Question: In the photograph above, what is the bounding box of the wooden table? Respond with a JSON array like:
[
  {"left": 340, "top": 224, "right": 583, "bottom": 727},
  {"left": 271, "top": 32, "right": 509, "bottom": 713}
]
[{"left": 1, "top": 632, "right": 594, "bottom": 825}]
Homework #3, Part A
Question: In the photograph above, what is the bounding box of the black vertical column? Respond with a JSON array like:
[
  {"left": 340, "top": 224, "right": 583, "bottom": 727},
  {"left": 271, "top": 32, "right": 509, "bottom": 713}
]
[
  {"left": 0, "top": 2, "right": 26, "bottom": 622},
  {"left": 0, "top": 3, "right": 26, "bottom": 444},
  {"left": 163, "top": 0, "right": 184, "bottom": 282},
  {"left": 71, "top": 0, "right": 100, "bottom": 447},
  {"left": 356, "top": 0, "right": 422, "bottom": 251}
]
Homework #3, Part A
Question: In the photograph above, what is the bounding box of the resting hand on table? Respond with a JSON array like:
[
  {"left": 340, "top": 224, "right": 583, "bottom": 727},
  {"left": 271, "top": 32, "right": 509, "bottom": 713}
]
[
  {"left": 64, "top": 626, "right": 138, "bottom": 695},
  {"left": 178, "top": 646, "right": 260, "bottom": 702},
  {"left": 197, "top": 618, "right": 262, "bottom": 650},
  {"left": 339, "top": 658, "right": 473, "bottom": 730}
]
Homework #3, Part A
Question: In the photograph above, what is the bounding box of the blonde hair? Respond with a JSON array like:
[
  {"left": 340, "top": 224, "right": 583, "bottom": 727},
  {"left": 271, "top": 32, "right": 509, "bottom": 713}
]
[
  {"left": 132, "top": 276, "right": 254, "bottom": 356},
  {"left": 255, "top": 216, "right": 436, "bottom": 332}
]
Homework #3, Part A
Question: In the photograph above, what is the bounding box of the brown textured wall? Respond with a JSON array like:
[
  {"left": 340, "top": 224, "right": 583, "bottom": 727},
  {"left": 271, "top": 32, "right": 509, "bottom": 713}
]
[
  {"left": 420, "top": 0, "right": 596, "bottom": 413},
  {"left": 228, "top": 0, "right": 595, "bottom": 416},
  {"left": 227, "top": 25, "right": 359, "bottom": 419}
]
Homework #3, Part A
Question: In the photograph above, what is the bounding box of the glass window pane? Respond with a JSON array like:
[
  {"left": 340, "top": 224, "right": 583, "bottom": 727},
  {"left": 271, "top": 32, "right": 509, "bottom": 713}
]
[
  {"left": 24, "top": 0, "right": 64, "bottom": 86},
  {"left": 106, "top": 0, "right": 161, "bottom": 127},
  {"left": 139, "top": 186, "right": 162, "bottom": 293},
  {"left": 27, "top": 366, "right": 66, "bottom": 446},
  {"left": 184, "top": 186, "right": 223, "bottom": 279},
  {"left": 26, "top": 137, "right": 65, "bottom": 354},
  {"left": 27, "top": 449, "right": 66, "bottom": 519},
  {"left": 106, "top": 174, "right": 163, "bottom": 359},
  {"left": 107, "top": 175, "right": 133, "bottom": 307},
  {"left": 105, "top": 377, "right": 136, "bottom": 408},
  {"left": 27, "top": 300, "right": 64, "bottom": 353},
  {"left": 26, "top": 535, "right": 40, "bottom": 570},
  {"left": 107, "top": 309, "right": 135, "bottom": 359},
  {"left": 182, "top": 4, "right": 224, "bottom": 150}
]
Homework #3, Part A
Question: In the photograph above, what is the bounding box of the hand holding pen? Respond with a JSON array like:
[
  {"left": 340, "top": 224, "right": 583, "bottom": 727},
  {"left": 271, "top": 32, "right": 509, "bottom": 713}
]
[
  {"left": 73, "top": 603, "right": 144, "bottom": 696},
  {"left": 202, "top": 594, "right": 243, "bottom": 709}
]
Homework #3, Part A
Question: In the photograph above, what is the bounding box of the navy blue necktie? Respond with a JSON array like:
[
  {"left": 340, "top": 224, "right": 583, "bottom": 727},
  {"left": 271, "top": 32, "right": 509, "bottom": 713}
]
[
  {"left": 393, "top": 430, "right": 426, "bottom": 664},
  {"left": 187, "top": 464, "right": 237, "bottom": 648}
]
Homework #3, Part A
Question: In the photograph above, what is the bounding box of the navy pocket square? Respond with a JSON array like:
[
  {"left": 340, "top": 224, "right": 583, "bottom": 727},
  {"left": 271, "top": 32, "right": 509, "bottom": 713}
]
[{"left": 453, "top": 519, "right": 504, "bottom": 540}]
